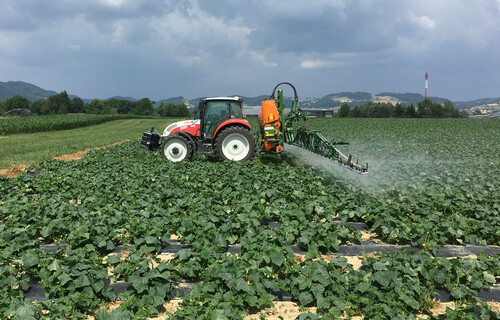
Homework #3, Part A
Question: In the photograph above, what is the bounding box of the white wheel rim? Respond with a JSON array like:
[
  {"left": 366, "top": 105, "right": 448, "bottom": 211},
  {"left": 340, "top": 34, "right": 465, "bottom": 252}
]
[
  {"left": 222, "top": 133, "right": 250, "bottom": 161},
  {"left": 164, "top": 139, "right": 188, "bottom": 162}
]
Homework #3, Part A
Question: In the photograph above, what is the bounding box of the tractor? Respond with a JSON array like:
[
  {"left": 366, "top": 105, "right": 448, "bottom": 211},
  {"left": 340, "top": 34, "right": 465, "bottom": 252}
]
[
  {"left": 140, "top": 96, "right": 255, "bottom": 162},
  {"left": 140, "top": 83, "right": 368, "bottom": 174}
]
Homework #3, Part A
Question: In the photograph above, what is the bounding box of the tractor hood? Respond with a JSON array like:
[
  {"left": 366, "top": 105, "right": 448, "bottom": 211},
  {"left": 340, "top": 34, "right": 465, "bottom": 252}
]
[{"left": 163, "top": 119, "right": 201, "bottom": 136}]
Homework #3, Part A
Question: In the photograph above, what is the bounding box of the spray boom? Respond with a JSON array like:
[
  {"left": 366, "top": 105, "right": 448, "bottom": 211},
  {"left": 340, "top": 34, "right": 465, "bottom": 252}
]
[{"left": 259, "top": 82, "right": 368, "bottom": 174}]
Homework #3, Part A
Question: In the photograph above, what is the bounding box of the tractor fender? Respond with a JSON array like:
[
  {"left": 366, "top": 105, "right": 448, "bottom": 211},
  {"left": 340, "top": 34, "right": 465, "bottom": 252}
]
[{"left": 213, "top": 119, "right": 251, "bottom": 138}]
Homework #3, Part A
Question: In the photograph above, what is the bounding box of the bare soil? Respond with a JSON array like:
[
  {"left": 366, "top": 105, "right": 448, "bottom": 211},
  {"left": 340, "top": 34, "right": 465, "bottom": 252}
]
[
  {"left": 0, "top": 164, "right": 28, "bottom": 178},
  {"left": 0, "top": 140, "right": 130, "bottom": 178}
]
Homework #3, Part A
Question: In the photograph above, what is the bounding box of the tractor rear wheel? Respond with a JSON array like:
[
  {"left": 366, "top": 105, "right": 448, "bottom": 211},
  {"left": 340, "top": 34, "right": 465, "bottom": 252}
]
[
  {"left": 160, "top": 134, "right": 193, "bottom": 162},
  {"left": 215, "top": 126, "right": 256, "bottom": 162}
]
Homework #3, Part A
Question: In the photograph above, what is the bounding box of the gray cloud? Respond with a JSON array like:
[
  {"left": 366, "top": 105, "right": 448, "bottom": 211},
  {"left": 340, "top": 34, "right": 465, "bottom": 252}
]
[{"left": 0, "top": 0, "right": 499, "bottom": 100}]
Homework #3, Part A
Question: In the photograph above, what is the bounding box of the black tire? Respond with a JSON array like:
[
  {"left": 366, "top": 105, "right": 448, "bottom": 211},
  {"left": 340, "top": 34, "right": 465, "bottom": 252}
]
[
  {"left": 215, "top": 126, "right": 256, "bottom": 162},
  {"left": 160, "top": 134, "right": 193, "bottom": 162}
]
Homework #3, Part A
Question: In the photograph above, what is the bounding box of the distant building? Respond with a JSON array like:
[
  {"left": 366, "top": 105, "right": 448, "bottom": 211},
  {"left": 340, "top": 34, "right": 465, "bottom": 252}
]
[
  {"left": 306, "top": 109, "right": 334, "bottom": 117},
  {"left": 243, "top": 106, "right": 335, "bottom": 118},
  {"left": 242, "top": 106, "right": 261, "bottom": 117}
]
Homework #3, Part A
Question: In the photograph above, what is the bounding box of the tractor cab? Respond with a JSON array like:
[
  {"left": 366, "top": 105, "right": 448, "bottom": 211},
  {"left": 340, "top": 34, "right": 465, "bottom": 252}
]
[{"left": 198, "top": 97, "right": 244, "bottom": 139}]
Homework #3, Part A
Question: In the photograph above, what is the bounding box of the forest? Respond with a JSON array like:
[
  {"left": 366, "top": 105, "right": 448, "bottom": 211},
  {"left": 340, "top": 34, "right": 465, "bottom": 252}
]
[
  {"left": 335, "top": 100, "right": 468, "bottom": 118},
  {"left": 0, "top": 91, "right": 190, "bottom": 117}
]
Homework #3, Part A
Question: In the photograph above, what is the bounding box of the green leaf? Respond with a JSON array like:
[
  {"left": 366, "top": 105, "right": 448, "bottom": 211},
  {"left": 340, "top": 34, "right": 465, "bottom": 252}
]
[
  {"left": 373, "top": 271, "right": 393, "bottom": 287},
  {"left": 94, "top": 307, "right": 130, "bottom": 320},
  {"left": 298, "top": 292, "right": 314, "bottom": 306},
  {"left": 450, "top": 286, "right": 471, "bottom": 299},
  {"left": 482, "top": 271, "right": 496, "bottom": 284},
  {"left": 101, "top": 286, "right": 116, "bottom": 301},
  {"left": 22, "top": 252, "right": 39, "bottom": 268},
  {"left": 145, "top": 236, "right": 157, "bottom": 244},
  {"left": 310, "top": 284, "right": 324, "bottom": 298},
  {"left": 269, "top": 252, "right": 284, "bottom": 266},
  {"left": 234, "top": 278, "right": 250, "bottom": 292},
  {"left": 58, "top": 272, "right": 72, "bottom": 286},
  {"left": 106, "top": 253, "right": 121, "bottom": 265},
  {"left": 92, "top": 280, "right": 105, "bottom": 293},
  {"left": 400, "top": 293, "right": 420, "bottom": 310},
  {"left": 177, "top": 249, "right": 192, "bottom": 261},
  {"left": 48, "top": 259, "right": 61, "bottom": 271},
  {"left": 74, "top": 275, "right": 91, "bottom": 288},
  {"left": 131, "top": 277, "right": 149, "bottom": 293},
  {"left": 316, "top": 295, "right": 330, "bottom": 310},
  {"left": 13, "top": 301, "right": 37, "bottom": 319},
  {"left": 372, "top": 261, "right": 388, "bottom": 271}
]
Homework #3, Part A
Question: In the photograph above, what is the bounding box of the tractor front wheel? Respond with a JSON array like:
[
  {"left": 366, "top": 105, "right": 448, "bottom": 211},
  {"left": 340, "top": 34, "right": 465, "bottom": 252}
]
[
  {"left": 160, "top": 134, "right": 193, "bottom": 162},
  {"left": 215, "top": 126, "right": 256, "bottom": 162}
]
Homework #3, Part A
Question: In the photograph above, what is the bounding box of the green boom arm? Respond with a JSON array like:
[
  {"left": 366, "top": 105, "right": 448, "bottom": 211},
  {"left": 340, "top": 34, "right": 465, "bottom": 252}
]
[{"left": 269, "top": 82, "right": 368, "bottom": 174}]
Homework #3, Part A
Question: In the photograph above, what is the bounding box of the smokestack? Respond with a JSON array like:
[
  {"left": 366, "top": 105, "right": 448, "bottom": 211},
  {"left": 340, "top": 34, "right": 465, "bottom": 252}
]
[{"left": 425, "top": 72, "right": 429, "bottom": 99}]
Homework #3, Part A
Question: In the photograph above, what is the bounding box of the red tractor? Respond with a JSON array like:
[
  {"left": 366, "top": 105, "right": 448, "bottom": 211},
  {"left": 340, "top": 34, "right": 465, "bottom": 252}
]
[{"left": 140, "top": 96, "right": 256, "bottom": 162}]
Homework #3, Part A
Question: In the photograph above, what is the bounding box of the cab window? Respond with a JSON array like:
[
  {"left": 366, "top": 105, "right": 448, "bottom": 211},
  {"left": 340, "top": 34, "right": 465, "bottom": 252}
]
[
  {"left": 204, "top": 101, "right": 230, "bottom": 137},
  {"left": 229, "top": 101, "right": 242, "bottom": 118}
]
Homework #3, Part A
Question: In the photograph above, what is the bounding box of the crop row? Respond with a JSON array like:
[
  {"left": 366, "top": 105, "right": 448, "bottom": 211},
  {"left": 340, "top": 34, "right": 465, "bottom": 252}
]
[
  {"left": 1, "top": 139, "right": 499, "bottom": 319},
  {"left": 0, "top": 114, "right": 137, "bottom": 135}
]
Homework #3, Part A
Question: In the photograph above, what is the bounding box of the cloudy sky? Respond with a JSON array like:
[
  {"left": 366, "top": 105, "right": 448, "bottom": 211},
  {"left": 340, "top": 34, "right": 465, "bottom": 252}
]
[{"left": 1, "top": 0, "right": 499, "bottom": 101}]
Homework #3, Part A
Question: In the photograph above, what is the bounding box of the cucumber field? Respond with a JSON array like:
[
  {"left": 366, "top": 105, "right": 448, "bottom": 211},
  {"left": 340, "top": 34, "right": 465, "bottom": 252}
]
[{"left": 1, "top": 118, "right": 499, "bottom": 319}]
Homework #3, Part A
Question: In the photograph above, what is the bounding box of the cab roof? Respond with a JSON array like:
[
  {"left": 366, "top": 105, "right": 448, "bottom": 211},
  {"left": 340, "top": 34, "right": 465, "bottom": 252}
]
[{"left": 204, "top": 96, "right": 242, "bottom": 102}]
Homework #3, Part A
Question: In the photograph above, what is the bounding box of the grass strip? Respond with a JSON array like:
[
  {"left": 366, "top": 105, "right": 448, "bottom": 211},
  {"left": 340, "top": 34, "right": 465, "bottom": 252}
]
[{"left": 0, "top": 118, "right": 182, "bottom": 169}]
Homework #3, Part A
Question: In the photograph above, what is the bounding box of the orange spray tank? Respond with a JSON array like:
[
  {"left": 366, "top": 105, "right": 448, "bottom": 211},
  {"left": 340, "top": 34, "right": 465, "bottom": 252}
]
[{"left": 259, "top": 99, "right": 284, "bottom": 152}]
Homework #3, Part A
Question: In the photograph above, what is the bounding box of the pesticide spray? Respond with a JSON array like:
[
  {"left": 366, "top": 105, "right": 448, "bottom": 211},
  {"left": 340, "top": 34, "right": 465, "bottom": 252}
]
[{"left": 284, "top": 143, "right": 437, "bottom": 199}]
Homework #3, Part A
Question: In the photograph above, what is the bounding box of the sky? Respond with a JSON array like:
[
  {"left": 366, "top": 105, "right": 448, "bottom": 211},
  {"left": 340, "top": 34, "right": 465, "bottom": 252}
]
[{"left": 0, "top": 0, "right": 499, "bottom": 101}]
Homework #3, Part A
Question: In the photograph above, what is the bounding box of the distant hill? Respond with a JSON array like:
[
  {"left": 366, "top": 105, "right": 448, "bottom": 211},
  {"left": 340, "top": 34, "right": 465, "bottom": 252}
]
[
  {"left": 0, "top": 81, "right": 57, "bottom": 102},
  {"left": 154, "top": 96, "right": 187, "bottom": 108},
  {"left": 1, "top": 80, "right": 497, "bottom": 111},
  {"left": 375, "top": 92, "right": 450, "bottom": 106},
  {"left": 307, "top": 92, "right": 372, "bottom": 108},
  {"left": 240, "top": 95, "right": 268, "bottom": 106},
  {"left": 188, "top": 97, "right": 207, "bottom": 107},
  {"left": 105, "top": 96, "right": 138, "bottom": 102},
  {"left": 454, "top": 97, "right": 500, "bottom": 110}
]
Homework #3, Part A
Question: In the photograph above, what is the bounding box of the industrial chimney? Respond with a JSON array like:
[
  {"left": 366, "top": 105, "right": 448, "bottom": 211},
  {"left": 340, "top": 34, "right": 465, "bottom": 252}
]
[{"left": 425, "top": 72, "right": 429, "bottom": 99}]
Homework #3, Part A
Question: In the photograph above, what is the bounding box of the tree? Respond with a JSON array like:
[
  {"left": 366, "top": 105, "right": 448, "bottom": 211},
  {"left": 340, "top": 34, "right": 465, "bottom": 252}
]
[
  {"left": 2, "top": 95, "right": 31, "bottom": 112},
  {"left": 336, "top": 104, "right": 351, "bottom": 117},
  {"left": 41, "top": 91, "right": 72, "bottom": 114},
  {"left": 378, "top": 103, "right": 394, "bottom": 118},
  {"left": 351, "top": 105, "right": 363, "bottom": 117},
  {"left": 417, "top": 99, "right": 433, "bottom": 118},
  {"left": 156, "top": 103, "right": 190, "bottom": 117},
  {"left": 430, "top": 101, "right": 445, "bottom": 118},
  {"left": 134, "top": 98, "right": 154, "bottom": 115},
  {"left": 85, "top": 99, "right": 107, "bottom": 114},
  {"left": 30, "top": 99, "right": 46, "bottom": 114},
  {"left": 443, "top": 101, "right": 456, "bottom": 118},
  {"left": 394, "top": 103, "right": 406, "bottom": 118},
  {"left": 70, "top": 97, "right": 85, "bottom": 113},
  {"left": 106, "top": 99, "right": 133, "bottom": 114},
  {"left": 175, "top": 104, "right": 190, "bottom": 117},
  {"left": 156, "top": 103, "right": 173, "bottom": 117},
  {"left": 118, "top": 100, "right": 135, "bottom": 114},
  {"left": 406, "top": 105, "right": 416, "bottom": 118}
]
